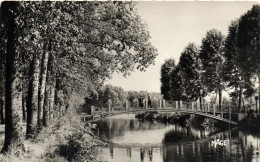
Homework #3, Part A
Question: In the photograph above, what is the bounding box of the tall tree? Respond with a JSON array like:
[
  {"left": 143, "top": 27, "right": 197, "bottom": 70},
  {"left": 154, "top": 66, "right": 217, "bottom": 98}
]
[
  {"left": 0, "top": 4, "right": 6, "bottom": 125},
  {"left": 178, "top": 43, "right": 201, "bottom": 101},
  {"left": 1, "top": 2, "right": 24, "bottom": 152},
  {"left": 234, "top": 5, "right": 260, "bottom": 109},
  {"left": 222, "top": 20, "right": 253, "bottom": 111},
  {"left": 0, "top": 1, "right": 158, "bottom": 141},
  {"left": 170, "top": 65, "right": 185, "bottom": 101},
  {"left": 160, "top": 58, "right": 175, "bottom": 100},
  {"left": 27, "top": 54, "right": 40, "bottom": 138},
  {"left": 199, "top": 29, "right": 225, "bottom": 111}
]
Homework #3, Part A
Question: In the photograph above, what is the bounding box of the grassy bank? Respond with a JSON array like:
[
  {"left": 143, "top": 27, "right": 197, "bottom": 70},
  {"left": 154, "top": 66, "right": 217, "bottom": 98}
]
[{"left": 0, "top": 114, "right": 104, "bottom": 162}]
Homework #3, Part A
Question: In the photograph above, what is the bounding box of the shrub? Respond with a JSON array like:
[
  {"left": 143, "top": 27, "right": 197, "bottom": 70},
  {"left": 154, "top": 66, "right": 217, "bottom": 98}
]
[{"left": 38, "top": 114, "right": 105, "bottom": 162}]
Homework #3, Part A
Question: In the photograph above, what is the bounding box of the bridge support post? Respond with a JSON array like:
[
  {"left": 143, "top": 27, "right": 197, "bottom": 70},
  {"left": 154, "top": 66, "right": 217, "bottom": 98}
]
[
  {"left": 176, "top": 101, "right": 178, "bottom": 109},
  {"left": 192, "top": 142, "right": 195, "bottom": 154},
  {"left": 229, "top": 104, "right": 232, "bottom": 122},
  {"left": 145, "top": 99, "right": 148, "bottom": 109},
  {"left": 180, "top": 100, "right": 182, "bottom": 110},
  {"left": 163, "top": 99, "right": 166, "bottom": 109},
  {"left": 91, "top": 106, "right": 95, "bottom": 116},
  {"left": 181, "top": 143, "right": 184, "bottom": 156},
  {"left": 108, "top": 104, "right": 111, "bottom": 113},
  {"left": 213, "top": 104, "right": 216, "bottom": 116},
  {"left": 126, "top": 100, "right": 130, "bottom": 111},
  {"left": 191, "top": 102, "right": 194, "bottom": 110}
]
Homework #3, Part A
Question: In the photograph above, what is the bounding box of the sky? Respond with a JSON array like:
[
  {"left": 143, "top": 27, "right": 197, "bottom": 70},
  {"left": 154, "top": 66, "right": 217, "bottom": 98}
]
[{"left": 105, "top": 1, "right": 257, "bottom": 93}]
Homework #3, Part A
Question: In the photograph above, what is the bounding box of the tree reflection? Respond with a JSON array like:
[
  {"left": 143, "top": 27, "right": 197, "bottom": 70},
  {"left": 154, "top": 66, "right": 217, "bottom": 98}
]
[
  {"left": 95, "top": 118, "right": 258, "bottom": 162},
  {"left": 162, "top": 128, "right": 255, "bottom": 162}
]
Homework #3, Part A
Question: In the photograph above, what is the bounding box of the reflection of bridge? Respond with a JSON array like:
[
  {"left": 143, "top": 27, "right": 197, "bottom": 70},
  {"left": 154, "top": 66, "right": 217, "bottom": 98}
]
[{"left": 81, "top": 108, "right": 244, "bottom": 125}]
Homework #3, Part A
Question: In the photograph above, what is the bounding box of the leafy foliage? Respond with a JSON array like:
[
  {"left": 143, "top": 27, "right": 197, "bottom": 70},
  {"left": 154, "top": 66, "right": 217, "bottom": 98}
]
[
  {"left": 0, "top": 1, "right": 158, "bottom": 153},
  {"left": 160, "top": 58, "right": 175, "bottom": 100},
  {"left": 199, "top": 29, "right": 225, "bottom": 93},
  {"left": 170, "top": 65, "right": 186, "bottom": 101},
  {"left": 234, "top": 5, "right": 260, "bottom": 76},
  {"left": 178, "top": 43, "right": 201, "bottom": 101}
]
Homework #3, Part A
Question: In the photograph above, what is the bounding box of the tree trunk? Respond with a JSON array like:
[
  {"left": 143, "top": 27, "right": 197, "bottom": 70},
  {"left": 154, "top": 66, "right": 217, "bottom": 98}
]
[
  {"left": 219, "top": 89, "right": 222, "bottom": 112},
  {"left": 0, "top": 98, "right": 2, "bottom": 124},
  {"left": 22, "top": 92, "right": 26, "bottom": 121},
  {"left": 55, "top": 76, "right": 59, "bottom": 105},
  {"left": 38, "top": 51, "right": 49, "bottom": 128},
  {"left": 258, "top": 73, "right": 260, "bottom": 114},
  {"left": 26, "top": 54, "right": 40, "bottom": 138},
  {"left": 238, "top": 85, "right": 243, "bottom": 112},
  {"left": 199, "top": 96, "right": 202, "bottom": 111},
  {"left": 49, "top": 86, "right": 55, "bottom": 125},
  {"left": 0, "top": 96, "right": 4, "bottom": 124},
  {"left": 43, "top": 69, "right": 51, "bottom": 127},
  {"left": 43, "top": 84, "right": 50, "bottom": 127},
  {"left": 1, "top": 2, "right": 24, "bottom": 152}
]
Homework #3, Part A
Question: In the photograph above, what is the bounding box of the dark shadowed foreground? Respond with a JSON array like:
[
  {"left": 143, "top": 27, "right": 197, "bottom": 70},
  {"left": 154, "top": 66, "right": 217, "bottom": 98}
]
[{"left": 0, "top": 114, "right": 104, "bottom": 162}]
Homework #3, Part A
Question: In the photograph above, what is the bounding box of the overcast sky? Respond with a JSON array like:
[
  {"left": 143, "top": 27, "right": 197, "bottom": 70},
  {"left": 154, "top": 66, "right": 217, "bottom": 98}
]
[{"left": 105, "top": 1, "right": 257, "bottom": 93}]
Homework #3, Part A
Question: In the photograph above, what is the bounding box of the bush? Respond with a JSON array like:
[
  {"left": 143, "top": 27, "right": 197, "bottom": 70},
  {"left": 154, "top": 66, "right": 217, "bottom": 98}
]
[
  {"left": 57, "top": 132, "right": 98, "bottom": 162},
  {"left": 38, "top": 114, "right": 105, "bottom": 162}
]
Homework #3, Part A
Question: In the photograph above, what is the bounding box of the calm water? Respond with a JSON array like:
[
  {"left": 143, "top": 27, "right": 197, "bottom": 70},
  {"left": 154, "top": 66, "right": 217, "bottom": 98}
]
[{"left": 94, "top": 114, "right": 260, "bottom": 162}]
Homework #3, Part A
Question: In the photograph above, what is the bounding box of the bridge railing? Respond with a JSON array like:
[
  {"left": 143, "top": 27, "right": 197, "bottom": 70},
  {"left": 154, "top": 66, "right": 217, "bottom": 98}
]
[
  {"left": 164, "top": 100, "right": 236, "bottom": 114},
  {"left": 89, "top": 99, "right": 240, "bottom": 117}
]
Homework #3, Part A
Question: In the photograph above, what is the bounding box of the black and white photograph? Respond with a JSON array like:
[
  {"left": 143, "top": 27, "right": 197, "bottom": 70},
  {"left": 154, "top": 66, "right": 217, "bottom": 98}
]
[{"left": 0, "top": 1, "right": 260, "bottom": 161}]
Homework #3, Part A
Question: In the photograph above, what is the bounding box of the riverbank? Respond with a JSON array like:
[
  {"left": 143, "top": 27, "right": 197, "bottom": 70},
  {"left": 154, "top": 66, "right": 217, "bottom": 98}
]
[
  {"left": 135, "top": 111, "right": 231, "bottom": 129},
  {"left": 0, "top": 114, "right": 104, "bottom": 162},
  {"left": 239, "top": 112, "right": 260, "bottom": 133},
  {"left": 135, "top": 111, "right": 190, "bottom": 126}
]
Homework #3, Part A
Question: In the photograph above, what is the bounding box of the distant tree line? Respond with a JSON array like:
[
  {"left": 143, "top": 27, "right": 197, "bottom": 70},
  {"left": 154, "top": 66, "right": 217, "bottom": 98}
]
[
  {"left": 0, "top": 1, "right": 158, "bottom": 153},
  {"left": 83, "top": 84, "right": 161, "bottom": 113},
  {"left": 161, "top": 5, "right": 260, "bottom": 112}
]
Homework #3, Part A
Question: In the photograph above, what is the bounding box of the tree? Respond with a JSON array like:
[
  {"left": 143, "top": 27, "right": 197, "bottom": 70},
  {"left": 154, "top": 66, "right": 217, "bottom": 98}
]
[
  {"left": 199, "top": 29, "right": 225, "bottom": 111},
  {"left": 0, "top": 1, "right": 158, "bottom": 149},
  {"left": 160, "top": 58, "right": 175, "bottom": 100},
  {"left": 235, "top": 5, "right": 260, "bottom": 76},
  {"left": 127, "top": 90, "right": 139, "bottom": 107},
  {"left": 222, "top": 20, "right": 253, "bottom": 111},
  {"left": 11, "top": 1, "right": 157, "bottom": 132},
  {"left": 178, "top": 43, "right": 201, "bottom": 101},
  {"left": 1, "top": 2, "right": 24, "bottom": 152},
  {"left": 234, "top": 5, "right": 260, "bottom": 109},
  {"left": 170, "top": 65, "right": 185, "bottom": 101},
  {"left": 113, "top": 86, "right": 127, "bottom": 102},
  {"left": 222, "top": 21, "right": 240, "bottom": 87},
  {"left": 45, "top": 1, "right": 158, "bottom": 115},
  {"left": 0, "top": 5, "right": 6, "bottom": 125},
  {"left": 27, "top": 54, "right": 40, "bottom": 137}
]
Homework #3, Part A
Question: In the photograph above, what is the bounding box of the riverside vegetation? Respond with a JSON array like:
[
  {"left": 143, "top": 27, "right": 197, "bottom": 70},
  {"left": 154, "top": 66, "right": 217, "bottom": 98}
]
[
  {"left": 0, "top": 114, "right": 104, "bottom": 162},
  {"left": 0, "top": 1, "right": 158, "bottom": 160},
  {"left": 136, "top": 111, "right": 260, "bottom": 132},
  {"left": 0, "top": 2, "right": 259, "bottom": 161},
  {"left": 160, "top": 5, "right": 260, "bottom": 115},
  {"left": 136, "top": 112, "right": 233, "bottom": 129}
]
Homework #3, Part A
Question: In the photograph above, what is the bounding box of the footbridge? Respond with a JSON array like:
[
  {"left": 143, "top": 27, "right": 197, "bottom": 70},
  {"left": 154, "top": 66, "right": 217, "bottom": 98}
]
[{"left": 81, "top": 108, "right": 242, "bottom": 125}]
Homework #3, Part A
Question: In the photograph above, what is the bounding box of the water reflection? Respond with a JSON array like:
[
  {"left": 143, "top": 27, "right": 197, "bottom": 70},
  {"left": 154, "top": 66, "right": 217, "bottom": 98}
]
[{"left": 94, "top": 114, "right": 260, "bottom": 162}]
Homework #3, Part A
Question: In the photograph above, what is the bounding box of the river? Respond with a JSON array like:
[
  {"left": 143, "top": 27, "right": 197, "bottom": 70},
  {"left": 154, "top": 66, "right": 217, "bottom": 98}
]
[{"left": 93, "top": 114, "right": 260, "bottom": 162}]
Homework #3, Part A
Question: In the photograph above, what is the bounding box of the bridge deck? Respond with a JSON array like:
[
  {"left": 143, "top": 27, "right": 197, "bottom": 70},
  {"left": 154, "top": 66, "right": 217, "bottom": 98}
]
[{"left": 82, "top": 108, "right": 238, "bottom": 125}]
